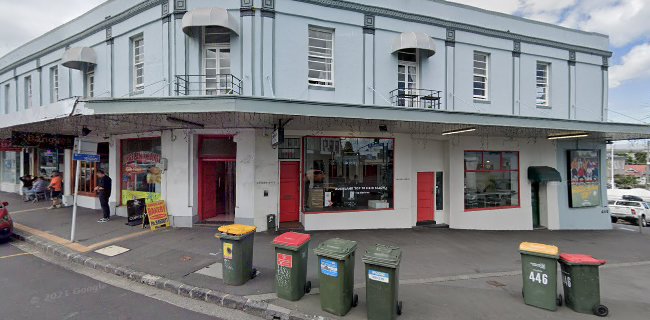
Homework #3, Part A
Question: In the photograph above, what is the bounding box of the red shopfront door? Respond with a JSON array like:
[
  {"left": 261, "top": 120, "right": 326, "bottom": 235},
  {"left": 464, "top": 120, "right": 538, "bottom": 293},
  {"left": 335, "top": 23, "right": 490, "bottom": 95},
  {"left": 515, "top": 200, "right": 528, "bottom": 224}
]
[
  {"left": 417, "top": 172, "right": 435, "bottom": 223},
  {"left": 201, "top": 161, "right": 219, "bottom": 220},
  {"left": 200, "top": 160, "right": 235, "bottom": 221},
  {"left": 280, "top": 162, "right": 300, "bottom": 222}
]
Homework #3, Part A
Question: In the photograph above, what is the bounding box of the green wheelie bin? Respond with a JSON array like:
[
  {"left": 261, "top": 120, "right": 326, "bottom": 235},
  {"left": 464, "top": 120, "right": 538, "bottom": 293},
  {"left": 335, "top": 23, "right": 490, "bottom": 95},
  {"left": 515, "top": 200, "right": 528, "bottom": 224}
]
[
  {"left": 272, "top": 232, "right": 312, "bottom": 301},
  {"left": 362, "top": 244, "right": 403, "bottom": 320},
  {"left": 215, "top": 224, "right": 258, "bottom": 286},
  {"left": 559, "top": 253, "right": 608, "bottom": 317},
  {"left": 519, "top": 242, "right": 562, "bottom": 311},
  {"left": 314, "top": 238, "right": 359, "bottom": 316}
]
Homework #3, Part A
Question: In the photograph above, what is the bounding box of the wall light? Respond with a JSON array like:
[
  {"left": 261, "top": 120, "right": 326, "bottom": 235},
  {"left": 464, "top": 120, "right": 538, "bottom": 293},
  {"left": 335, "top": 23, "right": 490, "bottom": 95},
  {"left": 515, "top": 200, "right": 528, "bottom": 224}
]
[
  {"left": 547, "top": 133, "right": 589, "bottom": 140},
  {"left": 442, "top": 127, "right": 476, "bottom": 135}
]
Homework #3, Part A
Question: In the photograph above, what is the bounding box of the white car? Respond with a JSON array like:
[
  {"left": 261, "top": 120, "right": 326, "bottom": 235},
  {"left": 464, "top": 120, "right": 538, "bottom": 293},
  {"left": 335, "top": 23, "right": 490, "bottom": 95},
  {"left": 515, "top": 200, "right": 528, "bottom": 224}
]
[{"left": 609, "top": 200, "right": 648, "bottom": 227}]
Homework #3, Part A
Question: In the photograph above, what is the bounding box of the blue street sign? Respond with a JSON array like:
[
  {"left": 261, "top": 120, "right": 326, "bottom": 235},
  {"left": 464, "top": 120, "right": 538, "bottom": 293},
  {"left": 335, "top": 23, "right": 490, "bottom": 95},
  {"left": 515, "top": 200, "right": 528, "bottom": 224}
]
[{"left": 73, "top": 153, "right": 100, "bottom": 162}]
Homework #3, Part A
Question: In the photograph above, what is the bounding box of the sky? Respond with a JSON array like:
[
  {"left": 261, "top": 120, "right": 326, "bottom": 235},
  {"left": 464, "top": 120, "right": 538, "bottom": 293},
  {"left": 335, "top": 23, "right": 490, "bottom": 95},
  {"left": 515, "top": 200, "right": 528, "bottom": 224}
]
[{"left": 0, "top": 0, "right": 649, "bottom": 126}]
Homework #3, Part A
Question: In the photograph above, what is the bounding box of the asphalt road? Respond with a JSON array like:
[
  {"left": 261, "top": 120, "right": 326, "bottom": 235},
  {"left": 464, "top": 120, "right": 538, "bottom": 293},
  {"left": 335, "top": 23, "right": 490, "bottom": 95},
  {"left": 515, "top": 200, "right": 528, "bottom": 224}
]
[{"left": 0, "top": 240, "right": 260, "bottom": 320}]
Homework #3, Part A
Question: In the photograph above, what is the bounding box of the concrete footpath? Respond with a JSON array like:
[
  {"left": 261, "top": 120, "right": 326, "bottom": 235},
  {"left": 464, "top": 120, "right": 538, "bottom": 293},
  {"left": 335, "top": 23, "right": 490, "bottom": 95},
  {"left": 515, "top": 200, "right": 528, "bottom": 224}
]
[{"left": 3, "top": 191, "right": 650, "bottom": 319}]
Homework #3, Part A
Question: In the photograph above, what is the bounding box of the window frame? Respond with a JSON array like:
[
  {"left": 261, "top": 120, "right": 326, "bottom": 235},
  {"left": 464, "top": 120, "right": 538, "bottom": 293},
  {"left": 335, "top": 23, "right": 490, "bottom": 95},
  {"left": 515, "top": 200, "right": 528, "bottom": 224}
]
[
  {"left": 397, "top": 49, "right": 419, "bottom": 107},
  {"left": 536, "top": 61, "right": 551, "bottom": 107},
  {"left": 50, "top": 66, "right": 59, "bottom": 103},
  {"left": 464, "top": 150, "right": 520, "bottom": 212},
  {"left": 307, "top": 26, "right": 335, "bottom": 87},
  {"left": 473, "top": 52, "right": 489, "bottom": 101},
  {"left": 86, "top": 66, "right": 95, "bottom": 98},
  {"left": 24, "top": 76, "right": 32, "bottom": 108},
  {"left": 131, "top": 36, "right": 145, "bottom": 95},
  {"left": 202, "top": 26, "right": 232, "bottom": 95}
]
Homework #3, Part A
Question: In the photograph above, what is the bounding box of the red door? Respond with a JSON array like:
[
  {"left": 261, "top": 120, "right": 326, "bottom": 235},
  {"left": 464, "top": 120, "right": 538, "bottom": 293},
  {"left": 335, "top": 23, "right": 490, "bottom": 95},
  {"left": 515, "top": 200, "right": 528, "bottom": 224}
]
[
  {"left": 280, "top": 162, "right": 300, "bottom": 222},
  {"left": 201, "top": 161, "right": 218, "bottom": 220},
  {"left": 417, "top": 172, "right": 435, "bottom": 222}
]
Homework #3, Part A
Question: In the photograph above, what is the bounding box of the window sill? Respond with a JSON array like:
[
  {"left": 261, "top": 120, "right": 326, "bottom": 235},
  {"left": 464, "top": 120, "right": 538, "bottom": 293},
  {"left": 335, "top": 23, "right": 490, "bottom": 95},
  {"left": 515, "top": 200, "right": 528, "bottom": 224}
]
[
  {"left": 130, "top": 91, "right": 144, "bottom": 97},
  {"left": 308, "top": 84, "right": 335, "bottom": 91},
  {"left": 473, "top": 99, "right": 491, "bottom": 104},
  {"left": 464, "top": 206, "right": 520, "bottom": 212},
  {"left": 304, "top": 208, "right": 394, "bottom": 214},
  {"left": 536, "top": 105, "right": 552, "bottom": 109}
]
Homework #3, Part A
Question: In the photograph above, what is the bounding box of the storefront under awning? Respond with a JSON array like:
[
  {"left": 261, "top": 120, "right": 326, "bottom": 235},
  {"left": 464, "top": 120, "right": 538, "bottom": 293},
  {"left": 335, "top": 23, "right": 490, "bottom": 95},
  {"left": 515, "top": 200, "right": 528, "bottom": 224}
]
[
  {"left": 181, "top": 7, "right": 239, "bottom": 36},
  {"left": 528, "top": 166, "right": 562, "bottom": 183},
  {"left": 392, "top": 32, "right": 436, "bottom": 57},
  {"left": 61, "top": 47, "right": 97, "bottom": 70}
]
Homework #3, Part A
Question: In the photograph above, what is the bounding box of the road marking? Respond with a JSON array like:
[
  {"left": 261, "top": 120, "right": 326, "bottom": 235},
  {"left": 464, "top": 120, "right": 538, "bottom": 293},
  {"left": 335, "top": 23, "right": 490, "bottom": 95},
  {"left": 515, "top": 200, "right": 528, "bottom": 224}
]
[
  {"left": 8, "top": 207, "right": 51, "bottom": 214},
  {"left": 0, "top": 252, "right": 33, "bottom": 259}
]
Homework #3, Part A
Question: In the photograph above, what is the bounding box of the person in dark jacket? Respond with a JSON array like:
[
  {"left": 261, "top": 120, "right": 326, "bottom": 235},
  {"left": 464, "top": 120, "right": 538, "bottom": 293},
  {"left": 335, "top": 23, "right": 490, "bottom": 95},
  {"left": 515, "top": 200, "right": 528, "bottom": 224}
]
[
  {"left": 94, "top": 170, "right": 112, "bottom": 222},
  {"left": 20, "top": 175, "right": 34, "bottom": 201}
]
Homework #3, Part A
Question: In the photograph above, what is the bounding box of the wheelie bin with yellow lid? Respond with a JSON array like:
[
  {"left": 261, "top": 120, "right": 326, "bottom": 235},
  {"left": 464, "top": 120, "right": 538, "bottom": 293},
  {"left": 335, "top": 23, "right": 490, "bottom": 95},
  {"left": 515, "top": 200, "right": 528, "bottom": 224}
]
[
  {"left": 559, "top": 253, "right": 608, "bottom": 317},
  {"left": 519, "top": 242, "right": 562, "bottom": 311},
  {"left": 272, "top": 232, "right": 312, "bottom": 301},
  {"left": 215, "top": 224, "right": 257, "bottom": 286}
]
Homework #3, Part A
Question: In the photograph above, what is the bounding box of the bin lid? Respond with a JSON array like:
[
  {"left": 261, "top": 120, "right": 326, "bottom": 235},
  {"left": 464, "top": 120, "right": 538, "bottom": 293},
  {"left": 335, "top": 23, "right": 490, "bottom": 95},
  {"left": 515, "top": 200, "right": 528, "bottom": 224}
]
[
  {"left": 217, "top": 224, "right": 257, "bottom": 236},
  {"left": 273, "top": 232, "right": 311, "bottom": 248},
  {"left": 519, "top": 242, "right": 559, "bottom": 258},
  {"left": 313, "top": 238, "right": 357, "bottom": 260},
  {"left": 560, "top": 253, "right": 606, "bottom": 266},
  {"left": 362, "top": 244, "right": 401, "bottom": 268}
]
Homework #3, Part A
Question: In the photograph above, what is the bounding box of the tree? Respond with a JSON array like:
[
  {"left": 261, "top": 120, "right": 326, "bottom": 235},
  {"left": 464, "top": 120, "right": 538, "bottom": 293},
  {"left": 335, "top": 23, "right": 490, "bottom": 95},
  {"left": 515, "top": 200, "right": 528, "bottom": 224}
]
[
  {"left": 634, "top": 152, "right": 647, "bottom": 165},
  {"left": 615, "top": 175, "right": 639, "bottom": 188}
]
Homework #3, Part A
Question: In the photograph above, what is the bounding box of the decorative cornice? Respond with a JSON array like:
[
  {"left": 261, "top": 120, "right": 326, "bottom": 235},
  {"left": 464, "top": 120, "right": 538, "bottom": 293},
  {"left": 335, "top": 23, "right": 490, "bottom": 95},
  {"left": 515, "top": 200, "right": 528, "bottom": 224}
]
[
  {"left": 173, "top": 0, "right": 186, "bottom": 12},
  {"left": 241, "top": 0, "right": 253, "bottom": 8},
  {"left": 363, "top": 14, "right": 375, "bottom": 34},
  {"left": 262, "top": 0, "right": 275, "bottom": 10},
  {"left": 161, "top": 2, "right": 169, "bottom": 16},
  {"left": 291, "top": 0, "right": 612, "bottom": 58},
  {"left": 569, "top": 50, "right": 576, "bottom": 61},
  {"left": 106, "top": 26, "right": 112, "bottom": 40},
  {"left": 240, "top": 8, "right": 255, "bottom": 16},
  {"left": 602, "top": 56, "right": 609, "bottom": 67},
  {"left": 261, "top": 10, "right": 276, "bottom": 18}
]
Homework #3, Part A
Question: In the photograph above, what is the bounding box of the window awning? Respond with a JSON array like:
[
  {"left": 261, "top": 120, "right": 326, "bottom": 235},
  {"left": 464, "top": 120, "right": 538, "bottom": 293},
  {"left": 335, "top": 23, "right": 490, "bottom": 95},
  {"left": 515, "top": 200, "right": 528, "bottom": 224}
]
[
  {"left": 61, "top": 47, "right": 97, "bottom": 70},
  {"left": 181, "top": 7, "right": 239, "bottom": 36},
  {"left": 392, "top": 32, "right": 436, "bottom": 57},
  {"left": 528, "top": 166, "right": 562, "bottom": 183}
]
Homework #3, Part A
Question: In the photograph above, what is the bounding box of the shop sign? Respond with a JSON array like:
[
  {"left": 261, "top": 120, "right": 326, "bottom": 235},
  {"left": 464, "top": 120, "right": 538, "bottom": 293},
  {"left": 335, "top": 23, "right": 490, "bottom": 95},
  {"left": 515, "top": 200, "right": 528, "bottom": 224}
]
[
  {"left": 124, "top": 151, "right": 161, "bottom": 164},
  {"left": 11, "top": 131, "right": 75, "bottom": 149},
  {"left": 145, "top": 200, "right": 170, "bottom": 231},
  {"left": 126, "top": 198, "right": 146, "bottom": 226},
  {"left": 121, "top": 190, "right": 161, "bottom": 206},
  {"left": 123, "top": 163, "right": 146, "bottom": 174},
  {"left": 271, "top": 127, "right": 284, "bottom": 147},
  {"left": 567, "top": 150, "right": 601, "bottom": 208},
  {"left": 0, "top": 139, "right": 21, "bottom": 152}
]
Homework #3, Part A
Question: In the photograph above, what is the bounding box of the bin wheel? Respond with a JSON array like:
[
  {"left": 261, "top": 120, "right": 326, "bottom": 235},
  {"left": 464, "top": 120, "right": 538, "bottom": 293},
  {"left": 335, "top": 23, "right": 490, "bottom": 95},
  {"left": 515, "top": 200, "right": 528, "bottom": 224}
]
[
  {"left": 352, "top": 294, "right": 359, "bottom": 307},
  {"left": 250, "top": 268, "right": 258, "bottom": 279},
  {"left": 397, "top": 301, "right": 403, "bottom": 316},
  {"left": 305, "top": 281, "right": 312, "bottom": 294},
  {"left": 557, "top": 294, "right": 563, "bottom": 307},
  {"left": 521, "top": 290, "right": 524, "bottom": 298},
  {"left": 594, "top": 305, "right": 609, "bottom": 317}
]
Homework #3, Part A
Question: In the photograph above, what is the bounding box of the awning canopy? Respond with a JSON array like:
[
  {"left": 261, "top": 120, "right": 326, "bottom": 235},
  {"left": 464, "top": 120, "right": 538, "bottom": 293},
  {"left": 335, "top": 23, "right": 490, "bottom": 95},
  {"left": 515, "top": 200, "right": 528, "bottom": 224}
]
[
  {"left": 181, "top": 7, "right": 239, "bottom": 36},
  {"left": 528, "top": 166, "right": 562, "bottom": 183},
  {"left": 61, "top": 47, "right": 97, "bottom": 70},
  {"left": 392, "top": 32, "right": 436, "bottom": 57}
]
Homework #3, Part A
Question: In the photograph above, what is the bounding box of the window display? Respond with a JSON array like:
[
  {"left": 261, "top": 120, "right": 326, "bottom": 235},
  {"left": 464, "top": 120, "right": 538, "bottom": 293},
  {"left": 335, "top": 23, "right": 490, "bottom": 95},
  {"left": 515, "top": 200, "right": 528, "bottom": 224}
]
[
  {"left": 1, "top": 152, "right": 20, "bottom": 184},
  {"left": 121, "top": 138, "right": 162, "bottom": 205},
  {"left": 38, "top": 149, "right": 65, "bottom": 177},
  {"left": 303, "top": 137, "right": 394, "bottom": 212},
  {"left": 464, "top": 151, "right": 519, "bottom": 210}
]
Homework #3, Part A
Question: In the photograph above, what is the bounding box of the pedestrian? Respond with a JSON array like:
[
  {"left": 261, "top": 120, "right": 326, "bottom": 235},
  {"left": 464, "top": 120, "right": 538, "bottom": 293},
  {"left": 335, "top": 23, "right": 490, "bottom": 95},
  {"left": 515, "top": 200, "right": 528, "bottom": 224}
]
[
  {"left": 19, "top": 174, "right": 34, "bottom": 201},
  {"left": 94, "top": 170, "right": 112, "bottom": 223},
  {"left": 47, "top": 171, "right": 63, "bottom": 209},
  {"left": 25, "top": 176, "right": 48, "bottom": 202}
]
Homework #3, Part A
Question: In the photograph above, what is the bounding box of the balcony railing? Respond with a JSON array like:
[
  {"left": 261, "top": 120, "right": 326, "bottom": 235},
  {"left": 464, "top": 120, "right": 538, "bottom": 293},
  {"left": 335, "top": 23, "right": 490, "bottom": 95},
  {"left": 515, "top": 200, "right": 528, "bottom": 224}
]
[
  {"left": 389, "top": 88, "right": 442, "bottom": 109},
  {"left": 175, "top": 74, "right": 242, "bottom": 96}
]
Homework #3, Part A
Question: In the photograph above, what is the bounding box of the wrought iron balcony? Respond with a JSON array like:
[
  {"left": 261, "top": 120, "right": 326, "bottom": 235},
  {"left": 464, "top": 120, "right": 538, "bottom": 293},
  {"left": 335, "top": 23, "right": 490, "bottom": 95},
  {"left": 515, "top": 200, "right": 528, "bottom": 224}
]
[
  {"left": 174, "top": 74, "right": 242, "bottom": 96},
  {"left": 389, "top": 88, "right": 442, "bottom": 109}
]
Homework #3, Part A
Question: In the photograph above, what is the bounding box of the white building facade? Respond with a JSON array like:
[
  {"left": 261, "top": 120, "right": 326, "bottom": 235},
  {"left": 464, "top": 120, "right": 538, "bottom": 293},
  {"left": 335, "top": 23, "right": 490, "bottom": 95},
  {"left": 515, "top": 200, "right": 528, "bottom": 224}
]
[{"left": 1, "top": 0, "right": 648, "bottom": 231}]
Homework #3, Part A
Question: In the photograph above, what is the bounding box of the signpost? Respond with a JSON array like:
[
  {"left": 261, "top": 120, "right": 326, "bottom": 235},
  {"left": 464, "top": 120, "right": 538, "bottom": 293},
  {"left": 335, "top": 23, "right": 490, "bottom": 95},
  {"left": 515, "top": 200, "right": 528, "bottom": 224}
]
[
  {"left": 73, "top": 153, "right": 101, "bottom": 162},
  {"left": 70, "top": 139, "right": 98, "bottom": 242}
]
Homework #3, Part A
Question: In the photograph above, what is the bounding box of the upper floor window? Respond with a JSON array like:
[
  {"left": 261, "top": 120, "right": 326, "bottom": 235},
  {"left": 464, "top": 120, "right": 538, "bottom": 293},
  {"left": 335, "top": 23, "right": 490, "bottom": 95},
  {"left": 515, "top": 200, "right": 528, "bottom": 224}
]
[
  {"left": 203, "top": 26, "right": 231, "bottom": 95},
  {"left": 397, "top": 49, "right": 418, "bottom": 107},
  {"left": 473, "top": 52, "right": 489, "bottom": 100},
  {"left": 536, "top": 62, "right": 550, "bottom": 107},
  {"left": 132, "top": 36, "right": 144, "bottom": 94},
  {"left": 86, "top": 66, "right": 95, "bottom": 98},
  {"left": 24, "top": 76, "right": 32, "bottom": 108},
  {"left": 50, "top": 66, "right": 59, "bottom": 102},
  {"left": 308, "top": 27, "right": 334, "bottom": 87}
]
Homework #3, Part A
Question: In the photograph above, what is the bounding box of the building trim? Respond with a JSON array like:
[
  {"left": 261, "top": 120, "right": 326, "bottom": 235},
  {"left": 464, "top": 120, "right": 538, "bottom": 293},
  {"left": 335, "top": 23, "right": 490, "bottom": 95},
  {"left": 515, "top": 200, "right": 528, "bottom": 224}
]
[{"left": 291, "top": 0, "right": 611, "bottom": 57}]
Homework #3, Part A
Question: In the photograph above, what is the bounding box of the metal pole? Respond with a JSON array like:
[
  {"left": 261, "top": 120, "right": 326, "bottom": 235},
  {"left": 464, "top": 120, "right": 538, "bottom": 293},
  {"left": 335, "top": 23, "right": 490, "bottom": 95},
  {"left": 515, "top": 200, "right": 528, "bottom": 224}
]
[
  {"left": 70, "top": 138, "right": 82, "bottom": 242},
  {"left": 610, "top": 144, "right": 615, "bottom": 189}
]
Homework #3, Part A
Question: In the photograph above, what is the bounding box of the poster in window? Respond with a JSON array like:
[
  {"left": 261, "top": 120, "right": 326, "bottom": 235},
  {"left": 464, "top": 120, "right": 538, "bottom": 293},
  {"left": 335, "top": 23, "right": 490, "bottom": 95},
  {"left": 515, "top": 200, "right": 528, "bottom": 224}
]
[{"left": 567, "top": 150, "right": 601, "bottom": 208}]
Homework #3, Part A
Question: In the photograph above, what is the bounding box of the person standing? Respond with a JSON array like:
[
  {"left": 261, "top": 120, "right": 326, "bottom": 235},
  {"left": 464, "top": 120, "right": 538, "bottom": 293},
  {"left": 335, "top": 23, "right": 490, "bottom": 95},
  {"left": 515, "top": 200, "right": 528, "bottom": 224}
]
[
  {"left": 94, "top": 170, "right": 112, "bottom": 223},
  {"left": 47, "top": 172, "right": 63, "bottom": 209},
  {"left": 19, "top": 175, "right": 34, "bottom": 201}
]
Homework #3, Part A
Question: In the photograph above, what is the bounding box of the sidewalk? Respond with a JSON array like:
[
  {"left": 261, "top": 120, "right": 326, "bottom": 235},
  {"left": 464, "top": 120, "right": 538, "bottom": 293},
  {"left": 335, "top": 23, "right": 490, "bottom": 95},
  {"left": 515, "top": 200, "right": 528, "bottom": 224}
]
[{"left": 4, "top": 191, "right": 650, "bottom": 319}]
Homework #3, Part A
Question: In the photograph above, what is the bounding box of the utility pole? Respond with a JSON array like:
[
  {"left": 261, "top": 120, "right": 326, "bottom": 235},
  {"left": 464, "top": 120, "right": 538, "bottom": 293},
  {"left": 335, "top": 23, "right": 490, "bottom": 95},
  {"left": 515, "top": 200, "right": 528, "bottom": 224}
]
[
  {"left": 646, "top": 140, "right": 649, "bottom": 190},
  {"left": 610, "top": 144, "right": 615, "bottom": 189}
]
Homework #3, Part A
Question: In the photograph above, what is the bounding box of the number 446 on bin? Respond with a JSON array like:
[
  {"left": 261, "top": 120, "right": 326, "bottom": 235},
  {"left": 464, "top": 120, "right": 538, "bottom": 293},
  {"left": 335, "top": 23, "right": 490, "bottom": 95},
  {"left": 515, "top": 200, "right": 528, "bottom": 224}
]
[{"left": 529, "top": 271, "right": 548, "bottom": 285}]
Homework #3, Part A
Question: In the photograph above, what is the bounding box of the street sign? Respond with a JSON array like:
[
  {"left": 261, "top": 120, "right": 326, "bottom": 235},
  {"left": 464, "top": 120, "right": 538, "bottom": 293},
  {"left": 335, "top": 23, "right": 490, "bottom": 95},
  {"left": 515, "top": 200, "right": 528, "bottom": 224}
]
[
  {"left": 272, "top": 127, "right": 284, "bottom": 147},
  {"left": 73, "top": 153, "right": 101, "bottom": 162}
]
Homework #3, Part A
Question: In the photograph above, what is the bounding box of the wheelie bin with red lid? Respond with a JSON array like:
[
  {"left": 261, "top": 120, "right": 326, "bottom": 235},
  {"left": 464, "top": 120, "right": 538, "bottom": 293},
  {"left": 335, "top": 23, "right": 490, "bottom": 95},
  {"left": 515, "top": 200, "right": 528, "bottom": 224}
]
[
  {"left": 519, "top": 242, "right": 562, "bottom": 311},
  {"left": 215, "top": 224, "right": 257, "bottom": 286},
  {"left": 272, "top": 232, "right": 312, "bottom": 301},
  {"left": 559, "top": 253, "right": 608, "bottom": 317}
]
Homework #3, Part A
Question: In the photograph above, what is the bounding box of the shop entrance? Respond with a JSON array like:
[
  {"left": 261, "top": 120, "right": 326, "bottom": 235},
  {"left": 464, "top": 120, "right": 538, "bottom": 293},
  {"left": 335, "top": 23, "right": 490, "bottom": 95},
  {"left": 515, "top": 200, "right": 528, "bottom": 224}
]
[
  {"left": 198, "top": 136, "right": 237, "bottom": 223},
  {"left": 280, "top": 162, "right": 300, "bottom": 222},
  {"left": 417, "top": 172, "right": 435, "bottom": 224}
]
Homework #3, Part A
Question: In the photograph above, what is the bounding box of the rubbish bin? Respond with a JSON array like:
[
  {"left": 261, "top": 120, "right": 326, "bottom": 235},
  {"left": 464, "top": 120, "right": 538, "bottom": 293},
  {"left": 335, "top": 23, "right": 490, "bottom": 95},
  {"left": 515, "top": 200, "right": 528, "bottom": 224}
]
[
  {"left": 519, "top": 242, "right": 562, "bottom": 311},
  {"left": 215, "top": 224, "right": 257, "bottom": 286},
  {"left": 272, "top": 232, "right": 312, "bottom": 301},
  {"left": 314, "top": 238, "right": 359, "bottom": 316},
  {"left": 362, "top": 244, "right": 403, "bottom": 320},
  {"left": 558, "top": 253, "right": 608, "bottom": 317}
]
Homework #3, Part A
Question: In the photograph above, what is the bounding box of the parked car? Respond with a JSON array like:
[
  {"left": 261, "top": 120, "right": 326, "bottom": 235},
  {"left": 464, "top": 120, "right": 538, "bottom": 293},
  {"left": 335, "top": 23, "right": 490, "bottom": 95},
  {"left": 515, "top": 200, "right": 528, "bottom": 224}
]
[
  {"left": 609, "top": 200, "right": 648, "bottom": 227},
  {"left": 0, "top": 201, "right": 13, "bottom": 242}
]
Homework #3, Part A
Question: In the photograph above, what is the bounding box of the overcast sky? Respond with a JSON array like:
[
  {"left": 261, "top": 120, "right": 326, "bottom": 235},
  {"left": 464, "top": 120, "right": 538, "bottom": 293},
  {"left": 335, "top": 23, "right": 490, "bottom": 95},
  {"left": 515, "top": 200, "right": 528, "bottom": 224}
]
[{"left": 0, "top": 0, "right": 648, "bottom": 124}]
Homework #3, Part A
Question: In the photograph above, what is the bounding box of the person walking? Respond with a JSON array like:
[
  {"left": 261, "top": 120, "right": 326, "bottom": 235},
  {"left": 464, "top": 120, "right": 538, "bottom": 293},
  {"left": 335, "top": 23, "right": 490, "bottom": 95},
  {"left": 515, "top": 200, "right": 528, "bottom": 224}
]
[
  {"left": 47, "top": 172, "right": 63, "bottom": 209},
  {"left": 94, "top": 170, "right": 112, "bottom": 223}
]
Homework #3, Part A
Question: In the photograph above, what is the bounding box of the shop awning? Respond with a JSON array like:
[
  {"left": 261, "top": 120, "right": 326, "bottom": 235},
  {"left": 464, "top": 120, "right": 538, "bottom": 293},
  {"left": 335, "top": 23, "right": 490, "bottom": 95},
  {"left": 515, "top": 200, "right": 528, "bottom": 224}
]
[
  {"left": 392, "top": 32, "right": 436, "bottom": 57},
  {"left": 181, "top": 7, "right": 239, "bottom": 36},
  {"left": 61, "top": 47, "right": 97, "bottom": 70},
  {"left": 528, "top": 166, "right": 562, "bottom": 183}
]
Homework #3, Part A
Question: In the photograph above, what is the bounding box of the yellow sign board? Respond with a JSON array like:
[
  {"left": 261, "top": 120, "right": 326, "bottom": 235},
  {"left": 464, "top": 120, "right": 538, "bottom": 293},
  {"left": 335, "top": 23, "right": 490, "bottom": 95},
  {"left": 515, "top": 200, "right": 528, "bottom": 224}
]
[{"left": 145, "top": 200, "right": 170, "bottom": 231}]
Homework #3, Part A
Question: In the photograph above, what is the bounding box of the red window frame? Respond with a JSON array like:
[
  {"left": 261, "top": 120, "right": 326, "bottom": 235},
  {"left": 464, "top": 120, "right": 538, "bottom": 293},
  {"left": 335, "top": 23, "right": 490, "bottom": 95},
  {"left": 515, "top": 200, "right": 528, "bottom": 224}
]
[{"left": 464, "top": 150, "right": 520, "bottom": 212}]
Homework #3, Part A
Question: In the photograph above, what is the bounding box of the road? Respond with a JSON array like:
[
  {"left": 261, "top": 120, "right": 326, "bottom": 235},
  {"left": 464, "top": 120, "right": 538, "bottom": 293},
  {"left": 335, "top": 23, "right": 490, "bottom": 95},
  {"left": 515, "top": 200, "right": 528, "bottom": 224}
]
[{"left": 0, "top": 240, "right": 261, "bottom": 320}]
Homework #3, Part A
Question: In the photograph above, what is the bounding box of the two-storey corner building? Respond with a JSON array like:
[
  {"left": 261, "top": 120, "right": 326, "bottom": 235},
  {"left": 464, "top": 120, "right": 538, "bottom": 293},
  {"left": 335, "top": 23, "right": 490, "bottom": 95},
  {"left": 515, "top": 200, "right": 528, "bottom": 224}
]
[{"left": 1, "top": 0, "right": 648, "bottom": 232}]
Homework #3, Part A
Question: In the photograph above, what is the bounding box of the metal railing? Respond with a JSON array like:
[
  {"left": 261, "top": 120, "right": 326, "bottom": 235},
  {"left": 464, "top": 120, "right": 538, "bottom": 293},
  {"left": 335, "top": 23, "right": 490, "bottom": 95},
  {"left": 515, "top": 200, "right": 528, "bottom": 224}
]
[
  {"left": 389, "top": 88, "right": 442, "bottom": 109},
  {"left": 174, "top": 74, "right": 242, "bottom": 96}
]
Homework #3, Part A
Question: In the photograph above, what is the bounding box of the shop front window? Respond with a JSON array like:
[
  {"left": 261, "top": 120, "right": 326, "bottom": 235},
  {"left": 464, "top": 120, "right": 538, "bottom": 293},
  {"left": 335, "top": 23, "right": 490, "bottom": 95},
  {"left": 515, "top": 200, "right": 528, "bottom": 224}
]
[
  {"left": 2, "top": 152, "right": 20, "bottom": 184},
  {"left": 38, "top": 149, "right": 65, "bottom": 178},
  {"left": 121, "top": 138, "right": 162, "bottom": 205},
  {"left": 464, "top": 151, "right": 519, "bottom": 210},
  {"left": 303, "top": 137, "right": 394, "bottom": 212}
]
